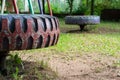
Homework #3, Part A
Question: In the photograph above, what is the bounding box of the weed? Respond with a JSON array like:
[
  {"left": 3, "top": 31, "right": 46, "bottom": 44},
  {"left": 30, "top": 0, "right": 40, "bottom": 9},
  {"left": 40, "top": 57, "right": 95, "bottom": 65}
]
[
  {"left": 113, "top": 60, "right": 120, "bottom": 67},
  {"left": 39, "top": 60, "right": 48, "bottom": 70},
  {"left": 6, "top": 54, "right": 24, "bottom": 80},
  {"left": 12, "top": 67, "right": 19, "bottom": 80},
  {"left": 34, "top": 60, "right": 58, "bottom": 80}
]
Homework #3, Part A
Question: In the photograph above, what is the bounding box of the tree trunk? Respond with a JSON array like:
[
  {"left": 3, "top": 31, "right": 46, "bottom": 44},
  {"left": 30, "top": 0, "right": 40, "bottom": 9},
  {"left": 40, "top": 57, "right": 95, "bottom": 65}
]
[
  {"left": 91, "top": 0, "right": 94, "bottom": 15},
  {"left": 86, "top": 0, "right": 89, "bottom": 7}
]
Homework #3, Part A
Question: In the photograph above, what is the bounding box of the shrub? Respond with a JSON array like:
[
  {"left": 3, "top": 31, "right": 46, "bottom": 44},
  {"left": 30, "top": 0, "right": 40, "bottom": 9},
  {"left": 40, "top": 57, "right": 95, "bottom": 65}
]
[{"left": 73, "top": 5, "right": 88, "bottom": 15}]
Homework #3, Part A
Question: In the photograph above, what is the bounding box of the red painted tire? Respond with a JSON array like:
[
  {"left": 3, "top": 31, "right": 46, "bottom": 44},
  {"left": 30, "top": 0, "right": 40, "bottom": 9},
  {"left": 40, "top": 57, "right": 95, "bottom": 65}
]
[{"left": 0, "top": 14, "right": 60, "bottom": 51}]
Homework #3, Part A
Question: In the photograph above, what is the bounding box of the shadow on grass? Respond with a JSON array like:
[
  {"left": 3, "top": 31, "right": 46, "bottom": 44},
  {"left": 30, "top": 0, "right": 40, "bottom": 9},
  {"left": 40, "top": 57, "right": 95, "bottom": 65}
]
[
  {"left": 66, "top": 29, "right": 89, "bottom": 34},
  {"left": 65, "top": 27, "right": 120, "bottom": 34}
]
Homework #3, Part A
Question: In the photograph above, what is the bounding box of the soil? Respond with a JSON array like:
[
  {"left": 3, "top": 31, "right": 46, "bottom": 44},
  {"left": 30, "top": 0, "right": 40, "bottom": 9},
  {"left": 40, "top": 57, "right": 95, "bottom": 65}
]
[
  {"left": 50, "top": 53, "right": 120, "bottom": 80},
  {"left": 61, "top": 25, "right": 120, "bottom": 34},
  {"left": 1, "top": 26, "right": 120, "bottom": 80},
  {"left": 8, "top": 52, "right": 120, "bottom": 80}
]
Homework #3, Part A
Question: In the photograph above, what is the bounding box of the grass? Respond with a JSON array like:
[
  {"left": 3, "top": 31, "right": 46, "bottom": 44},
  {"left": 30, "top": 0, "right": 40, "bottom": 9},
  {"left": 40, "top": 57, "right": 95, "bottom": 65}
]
[
  {"left": 55, "top": 33, "right": 120, "bottom": 55},
  {"left": 16, "top": 19, "right": 120, "bottom": 61},
  {"left": 45, "top": 19, "right": 120, "bottom": 56},
  {"left": 100, "top": 21, "right": 120, "bottom": 30},
  {"left": 2, "top": 18, "right": 120, "bottom": 79},
  {"left": 13, "top": 19, "right": 120, "bottom": 56}
]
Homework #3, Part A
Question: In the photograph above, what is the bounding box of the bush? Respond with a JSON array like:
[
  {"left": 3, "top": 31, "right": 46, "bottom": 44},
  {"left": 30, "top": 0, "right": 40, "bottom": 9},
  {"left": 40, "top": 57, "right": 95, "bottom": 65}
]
[
  {"left": 17, "top": 0, "right": 24, "bottom": 11},
  {"left": 73, "top": 5, "right": 88, "bottom": 15},
  {"left": 45, "top": 3, "right": 62, "bottom": 14}
]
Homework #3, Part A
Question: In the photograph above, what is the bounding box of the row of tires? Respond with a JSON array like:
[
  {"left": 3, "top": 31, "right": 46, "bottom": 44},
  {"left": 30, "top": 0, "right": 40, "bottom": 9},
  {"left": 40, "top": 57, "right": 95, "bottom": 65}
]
[{"left": 0, "top": 14, "right": 60, "bottom": 51}]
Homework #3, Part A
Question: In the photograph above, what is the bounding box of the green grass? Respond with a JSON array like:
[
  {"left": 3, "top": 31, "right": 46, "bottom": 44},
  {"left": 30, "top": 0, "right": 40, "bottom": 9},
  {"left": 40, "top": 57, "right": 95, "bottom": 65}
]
[
  {"left": 100, "top": 21, "right": 120, "bottom": 30},
  {"left": 47, "top": 19, "right": 120, "bottom": 56},
  {"left": 6, "top": 18, "right": 120, "bottom": 80},
  {"left": 18, "top": 19, "right": 120, "bottom": 56}
]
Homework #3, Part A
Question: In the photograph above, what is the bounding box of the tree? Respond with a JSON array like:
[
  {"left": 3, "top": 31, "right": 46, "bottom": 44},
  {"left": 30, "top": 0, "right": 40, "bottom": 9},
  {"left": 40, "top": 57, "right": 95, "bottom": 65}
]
[
  {"left": 17, "top": 0, "right": 24, "bottom": 11},
  {"left": 66, "top": 0, "right": 75, "bottom": 14},
  {"left": 86, "top": 0, "right": 89, "bottom": 7},
  {"left": 91, "top": 0, "right": 94, "bottom": 15}
]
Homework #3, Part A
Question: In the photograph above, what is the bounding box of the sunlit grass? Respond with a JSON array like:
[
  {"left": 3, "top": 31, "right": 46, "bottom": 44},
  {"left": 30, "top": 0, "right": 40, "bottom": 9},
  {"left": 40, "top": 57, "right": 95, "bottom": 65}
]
[
  {"left": 46, "top": 19, "right": 120, "bottom": 56},
  {"left": 52, "top": 33, "right": 120, "bottom": 56},
  {"left": 14, "top": 19, "right": 120, "bottom": 57},
  {"left": 100, "top": 21, "right": 120, "bottom": 29},
  {"left": 24, "top": 32, "right": 120, "bottom": 57},
  {"left": 7, "top": 18, "right": 120, "bottom": 79}
]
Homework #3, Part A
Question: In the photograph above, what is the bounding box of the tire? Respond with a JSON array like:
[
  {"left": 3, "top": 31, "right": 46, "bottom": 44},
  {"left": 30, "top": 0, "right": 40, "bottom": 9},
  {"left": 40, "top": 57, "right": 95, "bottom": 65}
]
[
  {"left": 65, "top": 16, "right": 100, "bottom": 25},
  {"left": 0, "top": 14, "right": 60, "bottom": 51}
]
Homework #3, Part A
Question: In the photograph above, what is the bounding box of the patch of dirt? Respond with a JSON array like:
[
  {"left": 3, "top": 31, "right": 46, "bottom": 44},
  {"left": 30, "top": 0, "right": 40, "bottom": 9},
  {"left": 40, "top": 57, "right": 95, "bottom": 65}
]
[
  {"left": 1, "top": 51, "right": 120, "bottom": 80},
  {"left": 95, "top": 27, "right": 120, "bottom": 34},
  {"left": 49, "top": 53, "right": 120, "bottom": 80},
  {"left": 2, "top": 52, "right": 119, "bottom": 80}
]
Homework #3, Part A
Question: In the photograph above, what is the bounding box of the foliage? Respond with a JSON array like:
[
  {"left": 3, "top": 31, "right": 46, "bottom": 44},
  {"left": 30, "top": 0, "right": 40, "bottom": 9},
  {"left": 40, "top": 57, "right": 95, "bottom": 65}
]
[
  {"left": 12, "top": 67, "right": 19, "bottom": 80},
  {"left": 49, "top": 0, "right": 120, "bottom": 15},
  {"left": 32, "top": 1, "right": 39, "bottom": 13},
  {"left": 73, "top": 5, "right": 88, "bottom": 15},
  {"left": 17, "top": 0, "right": 24, "bottom": 11},
  {"left": 66, "top": 0, "right": 75, "bottom": 14},
  {"left": 39, "top": 60, "right": 49, "bottom": 70},
  {"left": 6, "top": 54, "right": 24, "bottom": 79},
  {"left": 1, "top": 53, "right": 58, "bottom": 80},
  {"left": 45, "top": 3, "right": 62, "bottom": 14},
  {"left": 58, "top": 18, "right": 120, "bottom": 55},
  {"left": 94, "top": 0, "right": 120, "bottom": 15}
]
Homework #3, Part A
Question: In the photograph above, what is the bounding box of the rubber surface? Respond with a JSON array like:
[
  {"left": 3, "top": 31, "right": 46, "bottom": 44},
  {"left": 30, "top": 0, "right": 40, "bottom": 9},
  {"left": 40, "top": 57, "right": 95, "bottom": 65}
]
[
  {"left": 65, "top": 16, "right": 100, "bottom": 25},
  {"left": 0, "top": 14, "right": 60, "bottom": 51}
]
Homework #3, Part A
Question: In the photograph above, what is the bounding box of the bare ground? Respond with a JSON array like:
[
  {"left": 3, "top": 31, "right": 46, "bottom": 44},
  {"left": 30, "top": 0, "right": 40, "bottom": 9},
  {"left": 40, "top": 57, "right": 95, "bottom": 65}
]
[
  {"left": 17, "top": 52, "right": 120, "bottom": 80},
  {"left": 1, "top": 26, "right": 120, "bottom": 80},
  {"left": 50, "top": 53, "right": 120, "bottom": 80}
]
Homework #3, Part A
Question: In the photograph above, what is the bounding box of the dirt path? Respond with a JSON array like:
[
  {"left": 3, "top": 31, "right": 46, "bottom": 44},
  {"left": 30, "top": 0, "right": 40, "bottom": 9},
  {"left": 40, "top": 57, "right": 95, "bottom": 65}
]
[
  {"left": 50, "top": 53, "right": 120, "bottom": 80},
  {"left": 19, "top": 52, "right": 120, "bottom": 80}
]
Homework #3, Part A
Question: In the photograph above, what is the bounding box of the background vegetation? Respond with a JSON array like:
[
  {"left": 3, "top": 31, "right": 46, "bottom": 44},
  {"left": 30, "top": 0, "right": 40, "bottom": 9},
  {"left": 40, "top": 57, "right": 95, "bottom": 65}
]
[
  {"left": 0, "top": 0, "right": 120, "bottom": 79},
  {"left": 0, "top": 0, "right": 120, "bottom": 15},
  {"left": 47, "top": 0, "right": 120, "bottom": 15}
]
